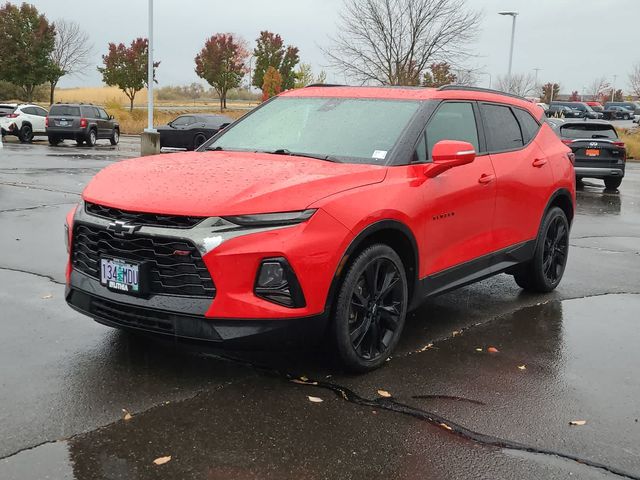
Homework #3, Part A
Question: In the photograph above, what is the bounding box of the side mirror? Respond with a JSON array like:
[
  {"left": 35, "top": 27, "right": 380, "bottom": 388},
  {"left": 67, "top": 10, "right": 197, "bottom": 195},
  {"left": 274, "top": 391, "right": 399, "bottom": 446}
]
[
  {"left": 108, "top": 115, "right": 114, "bottom": 120},
  {"left": 219, "top": 123, "right": 230, "bottom": 130},
  {"left": 424, "top": 140, "right": 476, "bottom": 178}
]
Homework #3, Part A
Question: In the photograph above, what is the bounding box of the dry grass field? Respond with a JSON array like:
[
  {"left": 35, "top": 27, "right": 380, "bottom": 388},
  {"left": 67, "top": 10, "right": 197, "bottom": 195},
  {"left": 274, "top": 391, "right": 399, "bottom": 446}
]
[{"left": 618, "top": 128, "right": 640, "bottom": 160}]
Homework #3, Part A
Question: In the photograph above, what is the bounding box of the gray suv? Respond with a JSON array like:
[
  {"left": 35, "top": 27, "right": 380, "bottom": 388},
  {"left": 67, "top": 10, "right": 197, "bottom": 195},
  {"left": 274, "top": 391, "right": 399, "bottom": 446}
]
[{"left": 46, "top": 103, "right": 119, "bottom": 146}]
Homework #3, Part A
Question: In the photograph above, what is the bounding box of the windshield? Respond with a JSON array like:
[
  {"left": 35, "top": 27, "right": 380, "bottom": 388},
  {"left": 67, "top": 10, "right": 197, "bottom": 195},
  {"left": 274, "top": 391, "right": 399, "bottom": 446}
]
[
  {"left": 561, "top": 124, "right": 618, "bottom": 139},
  {"left": 49, "top": 105, "right": 80, "bottom": 116},
  {"left": 206, "top": 96, "right": 421, "bottom": 164}
]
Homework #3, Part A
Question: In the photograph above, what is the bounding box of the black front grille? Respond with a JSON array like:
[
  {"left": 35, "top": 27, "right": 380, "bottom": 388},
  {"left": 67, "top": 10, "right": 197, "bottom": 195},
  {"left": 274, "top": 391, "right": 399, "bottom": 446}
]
[
  {"left": 72, "top": 223, "right": 216, "bottom": 297},
  {"left": 85, "top": 202, "right": 205, "bottom": 228}
]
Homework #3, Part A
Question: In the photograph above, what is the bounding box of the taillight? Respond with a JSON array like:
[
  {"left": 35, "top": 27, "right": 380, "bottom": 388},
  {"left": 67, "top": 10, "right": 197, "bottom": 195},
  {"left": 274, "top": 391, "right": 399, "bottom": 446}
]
[
  {"left": 561, "top": 139, "right": 574, "bottom": 145},
  {"left": 79, "top": 118, "right": 87, "bottom": 128},
  {"left": 567, "top": 152, "right": 575, "bottom": 165},
  {"left": 6, "top": 113, "right": 18, "bottom": 118},
  {"left": 45, "top": 116, "right": 49, "bottom": 127},
  {"left": 613, "top": 141, "right": 625, "bottom": 147}
]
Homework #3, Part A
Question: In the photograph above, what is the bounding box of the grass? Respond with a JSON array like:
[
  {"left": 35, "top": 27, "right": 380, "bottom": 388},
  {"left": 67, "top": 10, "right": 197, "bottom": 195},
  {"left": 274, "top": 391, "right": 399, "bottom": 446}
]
[{"left": 618, "top": 128, "right": 640, "bottom": 160}]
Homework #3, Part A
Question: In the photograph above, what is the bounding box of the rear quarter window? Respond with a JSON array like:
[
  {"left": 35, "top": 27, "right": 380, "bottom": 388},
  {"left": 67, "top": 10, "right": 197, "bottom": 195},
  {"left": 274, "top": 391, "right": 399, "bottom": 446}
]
[
  {"left": 49, "top": 105, "right": 80, "bottom": 116},
  {"left": 513, "top": 108, "right": 540, "bottom": 144}
]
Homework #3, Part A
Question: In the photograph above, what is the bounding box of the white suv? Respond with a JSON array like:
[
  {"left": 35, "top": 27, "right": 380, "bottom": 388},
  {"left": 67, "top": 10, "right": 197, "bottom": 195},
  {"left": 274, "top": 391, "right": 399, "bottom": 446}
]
[{"left": 0, "top": 104, "right": 48, "bottom": 143}]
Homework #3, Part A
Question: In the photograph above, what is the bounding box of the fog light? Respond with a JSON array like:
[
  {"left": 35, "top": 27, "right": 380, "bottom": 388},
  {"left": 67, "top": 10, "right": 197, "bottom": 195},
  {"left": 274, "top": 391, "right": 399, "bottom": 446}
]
[{"left": 255, "top": 258, "right": 306, "bottom": 308}]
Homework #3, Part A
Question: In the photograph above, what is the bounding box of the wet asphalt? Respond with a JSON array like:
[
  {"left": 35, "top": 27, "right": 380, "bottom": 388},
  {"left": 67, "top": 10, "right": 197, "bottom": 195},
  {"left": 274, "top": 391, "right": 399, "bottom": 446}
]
[{"left": 1, "top": 136, "right": 639, "bottom": 479}]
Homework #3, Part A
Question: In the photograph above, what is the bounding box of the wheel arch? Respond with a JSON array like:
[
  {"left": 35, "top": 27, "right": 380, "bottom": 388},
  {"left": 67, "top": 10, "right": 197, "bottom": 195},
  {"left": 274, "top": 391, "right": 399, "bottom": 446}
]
[
  {"left": 324, "top": 220, "right": 420, "bottom": 314},
  {"left": 545, "top": 188, "right": 574, "bottom": 226}
]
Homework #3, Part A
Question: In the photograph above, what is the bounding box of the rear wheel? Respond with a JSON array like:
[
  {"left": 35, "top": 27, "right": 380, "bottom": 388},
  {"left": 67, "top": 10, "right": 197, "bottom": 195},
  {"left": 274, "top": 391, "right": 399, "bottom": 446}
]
[
  {"left": 331, "top": 244, "right": 408, "bottom": 372},
  {"left": 604, "top": 177, "right": 622, "bottom": 190},
  {"left": 48, "top": 135, "right": 62, "bottom": 146},
  {"left": 193, "top": 133, "right": 207, "bottom": 150},
  {"left": 110, "top": 128, "right": 120, "bottom": 145},
  {"left": 86, "top": 129, "right": 97, "bottom": 147},
  {"left": 19, "top": 124, "right": 33, "bottom": 143},
  {"left": 514, "top": 207, "right": 569, "bottom": 293}
]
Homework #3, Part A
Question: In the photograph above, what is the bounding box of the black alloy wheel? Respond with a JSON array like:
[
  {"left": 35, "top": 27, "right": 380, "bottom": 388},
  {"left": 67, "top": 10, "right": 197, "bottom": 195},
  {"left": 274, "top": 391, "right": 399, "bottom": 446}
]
[
  {"left": 332, "top": 244, "right": 408, "bottom": 372},
  {"left": 193, "top": 133, "right": 207, "bottom": 150},
  {"left": 513, "top": 207, "right": 569, "bottom": 293},
  {"left": 19, "top": 124, "right": 33, "bottom": 143}
]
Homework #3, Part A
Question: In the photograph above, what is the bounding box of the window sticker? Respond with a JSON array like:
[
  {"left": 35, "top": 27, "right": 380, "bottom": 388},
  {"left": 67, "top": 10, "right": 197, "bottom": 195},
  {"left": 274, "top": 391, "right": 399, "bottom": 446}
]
[{"left": 372, "top": 150, "right": 387, "bottom": 160}]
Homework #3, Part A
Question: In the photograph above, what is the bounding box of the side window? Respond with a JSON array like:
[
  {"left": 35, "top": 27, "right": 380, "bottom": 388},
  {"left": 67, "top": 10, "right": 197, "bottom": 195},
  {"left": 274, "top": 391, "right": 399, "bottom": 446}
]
[
  {"left": 513, "top": 108, "right": 540, "bottom": 144},
  {"left": 21, "top": 107, "right": 35, "bottom": 115},
  {"left": 412, "top": 131, "right": 427, "bottom": 163},
  {"left": 480, "top": 104, "right": 524, "bottom": 152},
  {"left": 35, "top": 107, "right": 48, "bottom": 116},
  {"left": 98, "top": 108, "right": 109, "bottom": 119},
  {"left": 425, "top": 102, "right": 479, "bottom": 158}
]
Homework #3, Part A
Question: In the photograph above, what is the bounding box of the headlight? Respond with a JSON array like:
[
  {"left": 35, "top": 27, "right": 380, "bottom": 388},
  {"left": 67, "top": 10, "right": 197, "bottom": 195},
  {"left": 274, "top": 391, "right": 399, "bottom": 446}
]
[{"left": 222, "top": 209, "right": 316, "bottom": 227}]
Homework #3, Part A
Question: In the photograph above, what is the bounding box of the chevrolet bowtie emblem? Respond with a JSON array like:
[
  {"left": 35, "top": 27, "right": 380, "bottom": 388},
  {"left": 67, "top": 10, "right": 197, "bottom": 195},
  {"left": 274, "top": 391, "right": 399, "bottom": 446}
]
[{"left": 106, "top": 220, "right": 141, "bottom": 236}]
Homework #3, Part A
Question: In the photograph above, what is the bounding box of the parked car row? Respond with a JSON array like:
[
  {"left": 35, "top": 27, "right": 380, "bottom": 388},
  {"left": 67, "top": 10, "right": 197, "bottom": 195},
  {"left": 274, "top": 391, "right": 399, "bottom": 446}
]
[
  {"left": 1, "top": 102, "right": 233, "bottom": 150},
  {"left": 543, "top": 100, "right": 640, "bottom": 121}
]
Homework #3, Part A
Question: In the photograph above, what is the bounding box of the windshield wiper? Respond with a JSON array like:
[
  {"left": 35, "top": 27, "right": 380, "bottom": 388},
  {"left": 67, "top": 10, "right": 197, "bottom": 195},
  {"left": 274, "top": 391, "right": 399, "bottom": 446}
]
[{"left": 267, "top": 149, "right": 341, "bottom": 163}]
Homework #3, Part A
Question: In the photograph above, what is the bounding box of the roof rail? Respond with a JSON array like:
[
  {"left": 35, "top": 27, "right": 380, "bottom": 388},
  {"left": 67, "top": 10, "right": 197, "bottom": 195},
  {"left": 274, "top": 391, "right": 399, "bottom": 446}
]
[
  {"left": 305, "top": 83, "right": 346, "bottom": 88},
  {"left": 437, "top": 84, "right": 527, "bottom": 101}
]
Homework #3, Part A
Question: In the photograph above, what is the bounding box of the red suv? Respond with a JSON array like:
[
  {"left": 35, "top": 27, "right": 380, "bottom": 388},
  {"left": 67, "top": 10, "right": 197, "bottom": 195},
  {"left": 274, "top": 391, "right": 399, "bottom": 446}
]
[{"left": 65, "top": 85, "right": 575, "bottom": 372}]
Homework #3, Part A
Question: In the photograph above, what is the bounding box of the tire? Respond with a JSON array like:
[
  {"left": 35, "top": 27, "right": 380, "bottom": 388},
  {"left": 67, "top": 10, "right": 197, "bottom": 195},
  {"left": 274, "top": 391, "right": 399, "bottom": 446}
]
[
  {"left": 623, "top": 114, "right": 630, "bottom": 120},
  {"left": 48, "top": 135, "right": 62, "bottom": 146},
  {"left": 513, "top": 207, "right": 569, "bottom": 293},
  {"left": 604, "top": 177, "right": 622, "bottom": 190},
  {"left": 19, "top": 124, "right": 33, "bottom": 143},
  {"left": 110, "top": 128, "right": 120, "bottom": 146},
  {"left": 85, "top": 129, "right": 97, "bottom": 147},
  {"left": 192, "top": 133, "right": 207, "bottom": 150},
  {"left": 330, "top": 244, "right": 408, "bottom": 372}
]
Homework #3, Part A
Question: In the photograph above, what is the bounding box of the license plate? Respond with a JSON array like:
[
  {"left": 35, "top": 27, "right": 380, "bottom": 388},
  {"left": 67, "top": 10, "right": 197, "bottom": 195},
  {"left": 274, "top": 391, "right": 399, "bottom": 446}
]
[
  {"left": 100, "top": 258, "right": 140, "bottom": 294},
  {"left": 585, "top": 149, "right": 600, "bottom": 157},
  {"left": 58, "top": 120, "right": 68, "bottom": 127}
]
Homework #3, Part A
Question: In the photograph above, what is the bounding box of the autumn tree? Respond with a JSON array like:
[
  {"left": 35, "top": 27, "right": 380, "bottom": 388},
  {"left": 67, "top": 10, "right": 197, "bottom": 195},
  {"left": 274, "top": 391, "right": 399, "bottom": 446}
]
[
  {"left": 195, "top": 33, "right": 248, "bottom": 111},
  {"left": 540, "top": 82, "right": 560, "bottom": 103},
  {"left": 48, "top": 19, "right": 92, "bottom": 104},
  {"left": 568, "top": 91, "right": 580, "bottom": 101},
  {"left": 252, "top": 31, "right": 300, "bottom": 91},
  {"left": 612, "top": 89, "right": 624, "bottom": 102},
  {"left": 585, "top": 76, "right": 610, "bottom": 102},
  {"left": 294, "top": 63, "right": 314, "bottom": 88},
  {"left": 98, "top": 38, "right": 160, "bottom": 111},
  {"left": 422, "top": 62, "right": 457, "bottom": 87},
  {"left": 0, "top": 3, "right": 58, "bottom": 101},
  {"left": 261, "top": 66, "right": 282, "bottom": 101},
  {"left": 324, "top": 0, "right": 480, "bottom": 85}
]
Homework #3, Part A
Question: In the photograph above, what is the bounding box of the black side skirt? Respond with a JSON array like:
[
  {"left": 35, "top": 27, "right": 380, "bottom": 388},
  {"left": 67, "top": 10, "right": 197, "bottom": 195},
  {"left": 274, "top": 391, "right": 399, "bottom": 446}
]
[{"left": 411, "top": 240, "right": 536, "bottom": 309}]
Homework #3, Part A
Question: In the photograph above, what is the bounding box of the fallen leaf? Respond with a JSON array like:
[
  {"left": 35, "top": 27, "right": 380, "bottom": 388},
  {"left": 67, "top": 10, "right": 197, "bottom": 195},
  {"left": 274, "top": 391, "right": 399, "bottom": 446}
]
[
  {"left": 299, "top": 375, "right": 309, "bottom": 382},
  {"left": 41, "top": 294, "right": 53, "bottom": 299},
  {"left": 569, "top": 420, "right": 586, "bottom": 426},
  {"left": 517, "top": 365, "right": 527, "bottom": 370},
  {"left": 475, "top": 348, "right": 483, "bottom": 352},
  {"left": 291, "top": 379, "right": 318, "bottom": 385},
  {"left": 418, "top": 343, "right": 434, "bottom": 352},
  {"left": 308, "top": 396, "right": 323, "bottom": 403},
  {"left": 452, "top": 330, "right": 460, "bottom": 337},
  {"left": 440, "top": 423, "right": 453, "bottom": 431},
  {"left": 122, "top": 409, "right": 132, "bottom": 421},
  {"left": 153, "top": 456, "right": 171, "bottom": 465},
  {"left": 377, "top": 389, "right": 392, "bottom": 398},
  {"left": 487, "top": 346, "right": 499, "bottom": 353}
]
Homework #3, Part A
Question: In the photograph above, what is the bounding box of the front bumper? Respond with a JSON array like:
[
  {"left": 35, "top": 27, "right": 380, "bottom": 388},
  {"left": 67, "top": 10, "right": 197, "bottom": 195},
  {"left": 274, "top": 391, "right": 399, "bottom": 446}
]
[{"left": 66, "top": 287, "right": 328, "bottom": 348}]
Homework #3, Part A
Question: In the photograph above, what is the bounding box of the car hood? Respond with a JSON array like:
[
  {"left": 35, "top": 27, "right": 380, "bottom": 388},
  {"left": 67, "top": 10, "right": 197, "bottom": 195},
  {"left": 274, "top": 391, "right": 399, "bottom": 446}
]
[{"left": 82, "top": 151, "right": 387, "bottom": 216}]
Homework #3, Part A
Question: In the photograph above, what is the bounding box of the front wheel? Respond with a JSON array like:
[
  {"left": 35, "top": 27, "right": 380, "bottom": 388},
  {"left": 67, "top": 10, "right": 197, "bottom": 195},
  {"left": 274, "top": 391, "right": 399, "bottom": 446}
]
[
  {"left": 604, "top": 177, "right": 622, "bottom": 190},
  {"left": 623, "top": 114, "right": 630, "bottom": 120},
  {"left": 331, "top": 244, "right": 408, "bottom": 372},
  {"left": 513, "top": 207, "right": 569, "bottom": 293}
]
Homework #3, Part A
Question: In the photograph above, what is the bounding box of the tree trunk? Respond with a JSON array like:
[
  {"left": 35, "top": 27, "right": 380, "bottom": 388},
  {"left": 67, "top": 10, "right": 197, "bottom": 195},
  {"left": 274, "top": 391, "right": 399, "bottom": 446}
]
[
  {"left": 49, "top": 80, "right": 58, "bottom": 106},
  {"left": 219, "top": 95, "right": 224, "bottom": 112},
  {"left": 128, "top": 92, "right": 135, "bottom": 112}
]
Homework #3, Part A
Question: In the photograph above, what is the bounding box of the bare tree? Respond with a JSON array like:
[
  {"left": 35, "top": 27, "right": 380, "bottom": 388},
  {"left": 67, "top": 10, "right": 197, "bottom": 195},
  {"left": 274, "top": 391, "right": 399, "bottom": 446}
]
[
  {"left": 586, "top": 76, "right": 610, "bottom": 101},
  {"left": 48, "top": 19, "right": 93, "bottom": 105},
  {"left": 324, "top": 0, "right": 481, "bottom": 85},
  {"left": 629, "top": 63, "right": 640, "bottom": 98},
  {"left": 496, "top": 73, "right": 537, "bottom": 97}
]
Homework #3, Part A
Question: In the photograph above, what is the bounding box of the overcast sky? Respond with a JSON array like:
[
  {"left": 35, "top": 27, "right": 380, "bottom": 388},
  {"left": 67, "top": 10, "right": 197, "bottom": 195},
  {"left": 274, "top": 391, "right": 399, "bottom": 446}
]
[{"left": 26, "top": 0, "right": 640, "bottom": 93}]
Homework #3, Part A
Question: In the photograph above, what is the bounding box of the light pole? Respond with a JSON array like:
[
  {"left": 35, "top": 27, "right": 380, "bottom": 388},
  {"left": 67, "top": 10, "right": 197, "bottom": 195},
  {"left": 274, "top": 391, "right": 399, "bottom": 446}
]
[
  {"left": 146, "top": 0, "right": 155, "bottom": 133},
  {"left": 499, "top": 11, "right": 518, "bottom": 78},
  {"left": 612, "top": 74, "right": 617, "bottom": 101}
]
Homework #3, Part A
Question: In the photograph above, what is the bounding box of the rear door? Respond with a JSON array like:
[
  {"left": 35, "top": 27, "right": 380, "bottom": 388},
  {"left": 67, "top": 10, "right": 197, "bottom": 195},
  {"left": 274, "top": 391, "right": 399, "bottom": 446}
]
[
  {"left": 419, "top": 101, "right": 497, "bottom": 275},
  {"left": 31, "top": 106, "right": 48, "bottom": 133},
  {"left": 481, "top": 103, "right": 554, "bottom": 251},
  {"left": 96, "top": 108, "right": 112, "bottom": 138}
]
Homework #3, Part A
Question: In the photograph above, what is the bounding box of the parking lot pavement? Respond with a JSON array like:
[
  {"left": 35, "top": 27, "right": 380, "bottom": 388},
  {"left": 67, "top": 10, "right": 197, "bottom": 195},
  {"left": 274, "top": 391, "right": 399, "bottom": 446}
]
[{"left": 1, "top": 141, "right": 640, "bottom": 479}]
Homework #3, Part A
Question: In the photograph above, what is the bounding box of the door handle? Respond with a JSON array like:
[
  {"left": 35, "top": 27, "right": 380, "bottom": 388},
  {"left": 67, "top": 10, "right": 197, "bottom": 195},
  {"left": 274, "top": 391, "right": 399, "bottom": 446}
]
[
  {"left": 532, "top": 158, "right": 547, "bottom": 167},
  {"left": 478, "top": 173, "right": 495, "bottom": 184}
]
